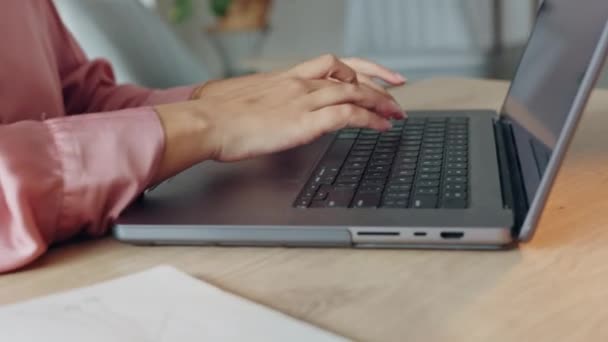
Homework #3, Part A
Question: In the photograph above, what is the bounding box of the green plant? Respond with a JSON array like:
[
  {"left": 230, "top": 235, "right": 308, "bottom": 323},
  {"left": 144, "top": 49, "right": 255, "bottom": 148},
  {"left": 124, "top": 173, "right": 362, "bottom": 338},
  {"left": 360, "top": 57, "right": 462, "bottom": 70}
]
[
  {"left": 210, "top": 0, "right": 232, "bottom": 17},
  {"left": 169, "top": 0, "right": 194, "bottom": 24},
  {"left": 170, "top": 0, "right": 232, "bottom": 24}
]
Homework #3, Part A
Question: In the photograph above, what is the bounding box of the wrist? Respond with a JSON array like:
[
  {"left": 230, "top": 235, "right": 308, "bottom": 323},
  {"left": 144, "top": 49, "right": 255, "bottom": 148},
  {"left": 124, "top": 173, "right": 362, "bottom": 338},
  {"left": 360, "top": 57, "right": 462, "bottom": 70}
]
[{"left": 152, "top": 102, "right": 217, "bottom": 183}]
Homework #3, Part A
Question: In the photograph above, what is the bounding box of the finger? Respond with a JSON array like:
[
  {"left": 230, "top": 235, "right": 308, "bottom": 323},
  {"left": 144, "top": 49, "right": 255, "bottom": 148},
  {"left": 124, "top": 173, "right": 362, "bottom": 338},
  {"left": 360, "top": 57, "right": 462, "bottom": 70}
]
[
  {"left": 357, "top": 73, "right": 390, "bottom": 96},
  {"left": 288, "top": 54, "right": 358, "bottom": 84},
  {"left": 342, "top": 57, "right": 406, "bottom": 85},
  {"left": 312, "top": 104, "right": 393, "bottom": 133},
  {"left": 302, "top": 83, "right": 405, "bottom": 120}
]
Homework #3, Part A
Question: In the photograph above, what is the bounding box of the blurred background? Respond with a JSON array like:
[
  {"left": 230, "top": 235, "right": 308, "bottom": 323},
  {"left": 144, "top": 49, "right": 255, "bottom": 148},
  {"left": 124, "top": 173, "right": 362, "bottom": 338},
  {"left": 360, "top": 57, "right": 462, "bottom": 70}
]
[{"left": 55, "top": 0, "right": 607, "bottom": 89}]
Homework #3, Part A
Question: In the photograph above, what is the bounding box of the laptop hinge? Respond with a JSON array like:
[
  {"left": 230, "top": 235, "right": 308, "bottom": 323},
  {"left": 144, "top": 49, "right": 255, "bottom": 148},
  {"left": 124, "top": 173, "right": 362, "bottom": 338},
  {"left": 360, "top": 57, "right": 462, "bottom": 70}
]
[{"left": 493, "top": 118, "right": 529, "bottom": 236}]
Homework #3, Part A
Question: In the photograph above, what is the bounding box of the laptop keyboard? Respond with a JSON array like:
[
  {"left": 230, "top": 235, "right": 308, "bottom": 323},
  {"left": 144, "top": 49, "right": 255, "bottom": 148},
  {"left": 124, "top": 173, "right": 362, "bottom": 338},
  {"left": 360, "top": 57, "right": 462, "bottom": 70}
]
[{"left": 293, "top": 117, "right": 469, "bottom": 209}]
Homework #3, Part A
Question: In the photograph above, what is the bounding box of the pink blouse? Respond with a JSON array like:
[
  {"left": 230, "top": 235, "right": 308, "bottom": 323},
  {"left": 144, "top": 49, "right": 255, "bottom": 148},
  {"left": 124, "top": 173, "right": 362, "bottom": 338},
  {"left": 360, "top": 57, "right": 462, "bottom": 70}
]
[{"left": 0, "top": 1, "right": 196, "bottom": 272}]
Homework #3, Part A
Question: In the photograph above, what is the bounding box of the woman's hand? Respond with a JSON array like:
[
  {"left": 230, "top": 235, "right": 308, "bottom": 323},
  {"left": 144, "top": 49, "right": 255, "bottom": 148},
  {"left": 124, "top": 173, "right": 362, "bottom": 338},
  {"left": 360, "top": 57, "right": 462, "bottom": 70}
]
[
  {"left": 153, "top": 55, "right": 406, "bottom": 182},
  {"left": 192, "top": 55, "right": 406, "bottom": 100}
]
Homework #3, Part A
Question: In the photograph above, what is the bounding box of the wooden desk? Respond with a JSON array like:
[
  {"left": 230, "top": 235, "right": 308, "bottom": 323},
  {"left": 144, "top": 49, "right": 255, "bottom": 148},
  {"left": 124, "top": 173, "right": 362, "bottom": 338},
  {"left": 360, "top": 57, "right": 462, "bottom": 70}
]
[{"left": 2, "top": 78, "right": 608, "bottom": 342}]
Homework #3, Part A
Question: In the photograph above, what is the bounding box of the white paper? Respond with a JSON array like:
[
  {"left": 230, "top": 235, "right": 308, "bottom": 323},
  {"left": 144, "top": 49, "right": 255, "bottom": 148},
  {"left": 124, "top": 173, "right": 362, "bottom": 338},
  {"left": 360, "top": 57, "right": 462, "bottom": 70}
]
[{"left": 0, "top": 266, "right": 347, "bottom": 342}]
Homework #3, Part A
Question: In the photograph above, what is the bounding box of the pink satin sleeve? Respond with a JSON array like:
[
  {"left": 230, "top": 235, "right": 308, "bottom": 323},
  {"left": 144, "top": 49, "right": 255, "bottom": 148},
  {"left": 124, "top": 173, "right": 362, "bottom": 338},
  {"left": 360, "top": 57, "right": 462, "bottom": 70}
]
[
  {"left": 0, "top": 1, "right": 199, "bottom": 273},
  {"left": 0, "top": 108, "right": 167, "bottom": 273}
]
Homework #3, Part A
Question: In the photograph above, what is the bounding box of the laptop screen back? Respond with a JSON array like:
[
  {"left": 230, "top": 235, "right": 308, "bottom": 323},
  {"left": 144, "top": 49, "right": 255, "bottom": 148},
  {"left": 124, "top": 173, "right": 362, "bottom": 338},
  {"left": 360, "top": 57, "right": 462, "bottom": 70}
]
[{"left": 501, "top": 0, "right": 608, "bottom": 202}]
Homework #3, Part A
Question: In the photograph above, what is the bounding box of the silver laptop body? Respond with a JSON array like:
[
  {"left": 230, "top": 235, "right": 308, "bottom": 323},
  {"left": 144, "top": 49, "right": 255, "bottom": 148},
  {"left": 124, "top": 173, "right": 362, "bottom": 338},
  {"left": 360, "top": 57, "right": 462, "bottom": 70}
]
[{"left": 114, "top": 0, "right": 608, "bottom": 249}]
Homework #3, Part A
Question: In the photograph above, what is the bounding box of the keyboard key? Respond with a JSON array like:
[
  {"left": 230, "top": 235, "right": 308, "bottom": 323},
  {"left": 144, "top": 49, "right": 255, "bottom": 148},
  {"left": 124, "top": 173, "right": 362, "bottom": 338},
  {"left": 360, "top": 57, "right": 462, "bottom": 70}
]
[
  {"left": 416, "top": 188, "right": 439, "bottom": 195},
  {"left": 338, "top": 133, "right": 358, "bottom": 139},
  {"left": 337, "top": 175, "right": 361, "bottom": 183},
  {"left": 359, "top": 185, "right": 384, "bottom": 193},
  {"left": 446, "top": 150, "right": 467, "bottom": 157},
  {"left": 392, "top": 169, "right": 416, "bottom": 177},
  {"left": 361, "top": 179, "right": 386, "bottom": 186},
  {"left": 422, "top": 154, "right": 442, "bottom": 161},
  {"left": 377, "top": 142, "right": 399, "bottom": 148},
  {"left": 416, "top": 180, "right": 440, "bottom": 187},
  {"left": 319, "top": 176, "right": 335, "bottom": 184},
  {"left": 364, "top": 172, "right": 389, "bottom": 180},
  {"left": 295, "top": 198, "right": 311, "bottom": 208},
  {"left": 373, "top": 153, "right": 394, "bottom": 160},
  {"left": 446, "top": 169, "right": 466, "bottom": 176},
  {"left": 344, "top": 162, "right": 365, "bottom": 169},
  {"left": 411, "top": 195, "right": 438, "bottom": 208},
  {"left": 353, "top": 145, "right": 374, "bottom": 152},
  {"left": 397, "top": 157, "right": 418, "bottom": 164},
  {"left": 444, "top": 191, "right": 467, "bottom": 200},
  {"left": 443, "top": 192, "right": 468, "bottom": 209},
  {"left": 352, "top": 193, "right": 381, "bottom": 208},
  {"left": 444, "top": 183, "right": 466, "bottom": 191},
  {"left": 315, "top": 185, "right": 334, "bottom": 198},
  {"left": 447, "top": 163, "right": 467, "bottom": 169},
  {"left": 422, "top": 148, "right": 443, "bottom": 154},
  {"left": 446, "top": 176, "right": 467, "bottom": 183},
  {"left": 375, "top": 148, "right": 397, "bottom": 153},
  {"left": 400, "top": 151, "right": 420, "bottom": 157},
  {"left": 347, "top": 157, "right": 369, "bottom": 163},
  {"left": 379, "top": 136, "right": 400, "bottom": 142},
  {"left": 420, "top": 166, "right": 441, "bottom": 173},
  {"left": 387, "top": 184, "right": 412, "bottom": 192},
  {"left": 319, "top": 139, "right": 354, "bottom": 168},
  {"left": 401, "top": 140, "right": 421, "bottom": 146},
  {"left": 419, "top": 173, "right": 441, "bottom": 180},
  {"left": 384, "top": 193, "right": 410, "bottom": 202},
  {"left": 381, "top": 200, "right": 409, "bottom": 208},
  {"left": 335, "top": 183, "right": 358, "bottom": 189},
  {"left": 422, "top": 143, "right": 444, "bottom": 148},
  {"left": 389, "top": 177, "right": 414, "bottom": 184},
  {"left": 369, "top": 165, "right": 390, "bottom": 172},
  {"left": 315, "top": 191, "right": 329, "bottom": 201},
  {"left": 369, "top": 159, "right": 392, "bottom": 167},
  {"left": 421, "top": 160, "right": 442, "bottom": 167},
  {"left": 326, "top": 189, "right": 356, "bottom": 208},
  {"left": 395, "top": 163, "right": 417, "bottom": 170}
]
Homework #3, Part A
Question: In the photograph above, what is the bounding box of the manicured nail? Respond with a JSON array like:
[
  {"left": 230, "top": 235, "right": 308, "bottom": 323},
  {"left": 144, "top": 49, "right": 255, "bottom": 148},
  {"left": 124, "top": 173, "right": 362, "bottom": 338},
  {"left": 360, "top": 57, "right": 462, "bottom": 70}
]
[
  {"left": 394, "top": 73, "right": 407, "bottom": 83},
  {"left": 391, "top": 100, "right": 405, "bottom": 116}
]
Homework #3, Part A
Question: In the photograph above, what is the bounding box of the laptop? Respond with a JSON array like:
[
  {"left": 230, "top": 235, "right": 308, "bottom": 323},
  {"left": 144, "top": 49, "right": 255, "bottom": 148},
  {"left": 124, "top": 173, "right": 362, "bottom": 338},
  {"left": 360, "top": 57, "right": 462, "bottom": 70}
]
[{"left": 114, "top": 0, "right": 608, "bottom": 249}]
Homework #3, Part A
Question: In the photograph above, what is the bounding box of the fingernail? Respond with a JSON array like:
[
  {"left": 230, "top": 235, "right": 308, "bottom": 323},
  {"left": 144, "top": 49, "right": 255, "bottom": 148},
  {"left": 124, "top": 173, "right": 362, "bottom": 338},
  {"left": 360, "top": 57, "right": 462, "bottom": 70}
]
[
  {"left": 381, "top": 120, "right": 393, "bottom": 131},
  {"left": 391, "top": 100, "right": 405, "bottom": 116},
  {"left": 394, "top": 73, "right": 407, "bottom": 82}
]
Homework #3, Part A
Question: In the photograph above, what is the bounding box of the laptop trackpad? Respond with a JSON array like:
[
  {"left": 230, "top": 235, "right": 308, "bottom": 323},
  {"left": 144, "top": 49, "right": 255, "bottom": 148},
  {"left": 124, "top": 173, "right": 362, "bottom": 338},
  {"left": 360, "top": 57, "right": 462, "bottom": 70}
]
[{"left": 147, "top": 135, "right": 332, "bottom": 199}]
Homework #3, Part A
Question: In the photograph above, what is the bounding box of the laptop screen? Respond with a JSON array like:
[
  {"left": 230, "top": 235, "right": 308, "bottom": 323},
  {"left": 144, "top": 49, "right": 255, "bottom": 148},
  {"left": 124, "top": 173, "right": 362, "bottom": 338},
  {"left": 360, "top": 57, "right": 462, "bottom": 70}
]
[{"left": 501, "top": 0, "right": 608, "bottom": 202}]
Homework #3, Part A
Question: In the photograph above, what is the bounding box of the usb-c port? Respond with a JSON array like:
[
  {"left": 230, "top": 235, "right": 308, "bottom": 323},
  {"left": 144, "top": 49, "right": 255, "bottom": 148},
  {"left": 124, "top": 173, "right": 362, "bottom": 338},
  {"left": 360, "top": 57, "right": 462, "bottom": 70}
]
[
  {"left": 414, "top": 232, "right": 427, "bottom": 237},
  {"left": 440, "top": 232, "right": 464, "bottom": 239}
]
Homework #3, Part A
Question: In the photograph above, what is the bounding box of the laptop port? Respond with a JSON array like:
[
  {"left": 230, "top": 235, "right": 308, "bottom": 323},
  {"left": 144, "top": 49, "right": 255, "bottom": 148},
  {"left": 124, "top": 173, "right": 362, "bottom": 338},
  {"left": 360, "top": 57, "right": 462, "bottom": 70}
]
[
  {"left": 413, "top": 232, "right": 427, "bottom": 237},
  {"left": 357, "top": 231, "right": 400, "bottom": 236},
  {"left": 440, "top": 232, "right": 464, "bottom": 239}
]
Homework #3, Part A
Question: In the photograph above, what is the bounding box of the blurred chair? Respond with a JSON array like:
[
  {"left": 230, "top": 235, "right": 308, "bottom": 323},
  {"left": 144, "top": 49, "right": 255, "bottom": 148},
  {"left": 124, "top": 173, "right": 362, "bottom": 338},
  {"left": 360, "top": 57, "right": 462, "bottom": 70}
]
[{"left": 54, "top": 0, "right": 211, "bottom": 88}]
